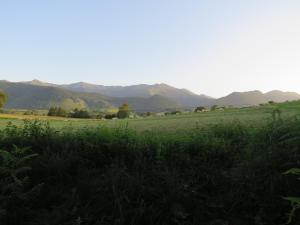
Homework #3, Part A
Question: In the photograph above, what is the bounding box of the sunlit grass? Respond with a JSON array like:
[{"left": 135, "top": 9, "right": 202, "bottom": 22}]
[{"left": 1, "top": 102, "right": 300, "bottom": 132}]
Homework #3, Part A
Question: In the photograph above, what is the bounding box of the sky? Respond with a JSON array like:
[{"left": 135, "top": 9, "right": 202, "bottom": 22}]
[{"left": 0, "top": 0, "right": 300, "bottom": 97}]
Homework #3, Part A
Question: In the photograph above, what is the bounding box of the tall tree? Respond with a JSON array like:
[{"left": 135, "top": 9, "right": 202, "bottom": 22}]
[
  {"left": 0, "top": 91, "right": 7, "bottom": 108},
  {"left": 117, "top": 103, "right": 130, "bottom": 119}
]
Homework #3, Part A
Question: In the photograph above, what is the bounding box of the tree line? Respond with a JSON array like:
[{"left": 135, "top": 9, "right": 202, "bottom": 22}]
[{"left": 47, "top": 103, "right": 131, "bottom": 119}]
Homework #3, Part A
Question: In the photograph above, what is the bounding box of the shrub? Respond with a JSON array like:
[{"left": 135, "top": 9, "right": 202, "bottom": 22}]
[
  {"left": 164, "top": 110, "right": 182, "bottom": 116},
  {"left": 104, "top": 113, "right": 117, "bottom": 119},
  {"left": 283, "top": 168, "right": 300, "bottom": 224},
  {"left": 117, "top": 103, "right": 130, "bottom": 119},
  {"left": 145, "top": 112, "right": 156, "bottom": 117},
  {"left": 194, "top": 106, "right": 206, "bottom": 112},
  {"left": 269, "top": 100, "right": 276, "bottom": 104},
  {"left": 0, "top": 91, "right": 7, "bottom": 108},
  {"left": 69, "top": 108, "right": 91, "bottom": 118},
  {"left": 48, "top": 106, "right": 67, "bottom": 117},
  {"left": 211, "top": 105, "right": 218, "bottom": 111}
]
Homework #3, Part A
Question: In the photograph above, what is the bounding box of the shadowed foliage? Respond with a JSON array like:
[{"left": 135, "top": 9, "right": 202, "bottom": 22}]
[
  {"left": 0, "top": 91, "right": 7, "bottom": 108},
  {"left": 0, "top": 116, "right": 299, "bottom": 225}
]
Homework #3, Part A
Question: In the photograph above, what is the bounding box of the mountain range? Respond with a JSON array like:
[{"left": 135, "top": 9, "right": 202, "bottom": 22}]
[
  {"left": 0, "top": 79, "right": 300, "bottom": 112},
  {"left": 24, "top": 80, "right": 213, "bottom": 108}
]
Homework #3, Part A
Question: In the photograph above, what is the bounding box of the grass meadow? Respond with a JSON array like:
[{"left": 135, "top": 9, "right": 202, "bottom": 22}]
[
  {"left": 1, "top": 102, "right": 300, "bottom": 132},
  {"left": 0, "top": 102, "right": 300, "bottom": 225}
]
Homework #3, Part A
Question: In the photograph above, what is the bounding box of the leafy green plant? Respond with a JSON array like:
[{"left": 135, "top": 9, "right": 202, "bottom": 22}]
[
  {"left": 283, "top": 168, "right": 300, "bottom": 225},
  {"left": 1, "top": 146, "right": 36, "bottom": 187},
  {"left": 272, "top": 108, "right": 282, "bottom": 121},
  {"left": 0, "top": 145, "right": 41, "bottom": 223}
]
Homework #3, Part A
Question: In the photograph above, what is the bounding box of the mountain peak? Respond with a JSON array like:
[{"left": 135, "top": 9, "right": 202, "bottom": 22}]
[
  {"left": 32, "top": 79, "right": 42, "bottom": 82},
  {"left": 71, "top": 81, "right": 93, "bottom": 86},
  {"left": 265, "top": 90, "right": 300, "bottom": 102},
  {"left": 30, "top": 79, "right": 44, "bottom": 84},
  {"left": 23, "top": 79, "right": 58, "bottom": 87}
]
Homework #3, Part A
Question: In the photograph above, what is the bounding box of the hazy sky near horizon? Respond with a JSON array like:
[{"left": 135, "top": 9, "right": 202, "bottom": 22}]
[{"left": 1, "top": 0, "right": 300, "bottom": 97}]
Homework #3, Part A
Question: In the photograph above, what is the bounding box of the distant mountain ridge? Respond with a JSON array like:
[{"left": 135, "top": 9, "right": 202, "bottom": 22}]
[
  {"left": 0, "top": 80, "right": 300, "bottom": 111},
  {"left": 23, "top": 80, "right": 215, "bottom": 108},
  {"left": 264, "top": 90, "right": 300, "bottom": 102},
  {"left": 216, "top": 90, "right": 300, "bottom": 106},
  {"left": 0, "top": 81, "right": 179, "bottom": 112}
]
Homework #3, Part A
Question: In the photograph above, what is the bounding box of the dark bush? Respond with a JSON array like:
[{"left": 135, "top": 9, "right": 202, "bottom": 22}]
[
  {"left": 194, "top": 106, "right": 206, "bottom": 112},
  {"left": 48, "top": 106, "right": 67, "bottom": 117},
  {"left": 104, "top": 114, "right": 117, "bottom": 119},
  {"left": 69, "top": 108, "right": 91, "bottom": 118}
]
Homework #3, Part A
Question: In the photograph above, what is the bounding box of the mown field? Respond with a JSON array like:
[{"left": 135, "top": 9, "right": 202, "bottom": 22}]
[
  {"left": 1, "top": 101, "right": 300, "bottom": 132},
  {"left": 1, "top": 102, "right": 300, "bottom": 225}
]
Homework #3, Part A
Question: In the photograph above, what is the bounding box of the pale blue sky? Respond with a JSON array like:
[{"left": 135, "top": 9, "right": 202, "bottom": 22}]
[{"left": 1, "top": 0, "right": 300, "bottom": 97}]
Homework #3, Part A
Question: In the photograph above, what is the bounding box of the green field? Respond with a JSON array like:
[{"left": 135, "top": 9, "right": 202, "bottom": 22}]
[
  {"left": 1, "top": 101, "right": 300, "bottom": 132},
  {"left": 1, "top": 101, "right": 300, "bottom": 225}
]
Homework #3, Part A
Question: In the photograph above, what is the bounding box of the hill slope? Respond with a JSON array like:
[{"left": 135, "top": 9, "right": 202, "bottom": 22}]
[
  {"left": 264, "top": 90, "right": 300, "bottom": 102},
  {"left": 0, "top": 81, "right": 110, "bottom": 110},
  {"left": 0, "top": 81, "right": 179, "bottom": 112},
  {"left": 24, "top": 80, "right": 214, "bottom": 107},
  {"left": 215, "top": 91, "right": 267, "bottom": 106},
  {"left": 215, "top": 90, "right": 300, "bottom": 106},
  {"left": 3, "top": 80, "right": 300, "bottom": 109}
]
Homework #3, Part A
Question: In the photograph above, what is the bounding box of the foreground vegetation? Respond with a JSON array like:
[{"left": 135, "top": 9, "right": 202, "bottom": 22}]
[{"left": 0, "top": 112, "right": 300, "bottom": 225}]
